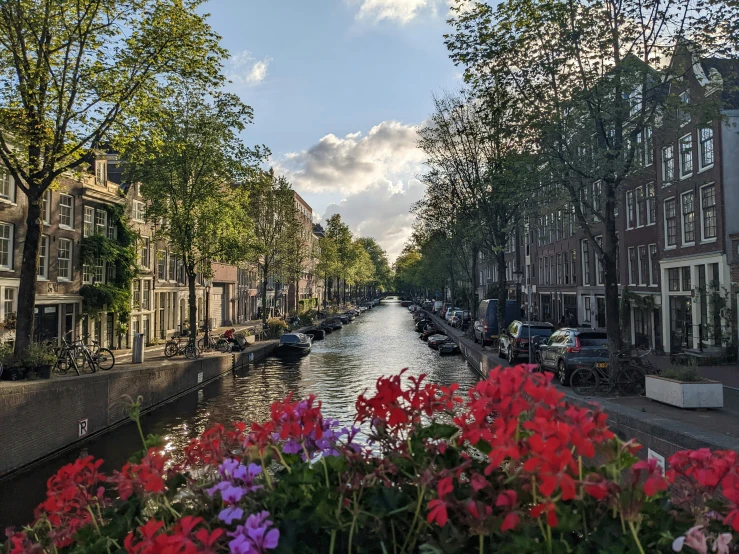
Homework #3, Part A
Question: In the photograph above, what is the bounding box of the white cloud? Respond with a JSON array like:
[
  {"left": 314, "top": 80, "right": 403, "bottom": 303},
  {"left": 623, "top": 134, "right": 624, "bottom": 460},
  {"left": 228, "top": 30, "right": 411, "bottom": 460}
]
[
  {"left": 273, "top": 121, "right": 425, "bottom": 195},
  {"left": 320, "top": 179, "right": 425, "bottom": 261},
  {"left": 273, "top": 120, "right": 428, "bottom": 261},
  {"left": 227, "top": 50, "right": 272, "bottom": 85},
  {"left": 350, "top": 0, "right": 470, "bottom": 23}
]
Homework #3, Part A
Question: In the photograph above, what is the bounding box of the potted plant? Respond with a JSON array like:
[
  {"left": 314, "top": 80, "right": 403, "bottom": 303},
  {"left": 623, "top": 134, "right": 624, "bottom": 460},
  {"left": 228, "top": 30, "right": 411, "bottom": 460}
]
[
  {"left": 267, "top": 317, "right": 288, "bottom": 338},
  {"left": 23, "top": 342, "right": 58, "bottom": 379},
  {"left": 645, "top": 365, "right": 724, "bottom": 408}
]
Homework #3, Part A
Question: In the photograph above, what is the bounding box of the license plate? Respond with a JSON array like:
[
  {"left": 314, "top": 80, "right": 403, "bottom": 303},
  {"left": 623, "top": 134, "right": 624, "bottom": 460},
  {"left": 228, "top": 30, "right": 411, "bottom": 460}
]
[{"left": 596, "top": 362, "right": 609, "bottom": 369}]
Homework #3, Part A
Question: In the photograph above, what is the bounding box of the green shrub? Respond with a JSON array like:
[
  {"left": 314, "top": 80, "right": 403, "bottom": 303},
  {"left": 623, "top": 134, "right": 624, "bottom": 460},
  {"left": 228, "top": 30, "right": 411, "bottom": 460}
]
[
  {"left": 662, "top": 365, "right": 703, "bottom": 382},
  {"left": 267, "top": 317, "right": 288, "bottom": 337}
]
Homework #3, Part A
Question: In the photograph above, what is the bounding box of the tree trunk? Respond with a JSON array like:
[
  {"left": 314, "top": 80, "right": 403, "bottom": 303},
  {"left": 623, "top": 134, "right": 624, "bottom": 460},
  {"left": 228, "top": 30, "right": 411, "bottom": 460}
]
[
  {"left": 261, "top": 273, "right": 269, "bottom": 324},
  {"left": 187, "top": 266, "right": 198, "bottom": 342},
  {"left": 496, "top": 251, "right": 508, "bottom": 339},
  {"left": 14, "top": 197, "right": 43, "bottom": 355},
  {"left": 603, "top": 208, "right": 623, "bottom": 377}
]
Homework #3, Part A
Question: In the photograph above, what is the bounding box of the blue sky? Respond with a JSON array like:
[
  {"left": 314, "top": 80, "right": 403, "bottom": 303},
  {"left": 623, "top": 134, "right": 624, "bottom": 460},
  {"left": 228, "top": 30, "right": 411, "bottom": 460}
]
[{"left": 202, "top": 0, "right": 463, "bottom": 259}]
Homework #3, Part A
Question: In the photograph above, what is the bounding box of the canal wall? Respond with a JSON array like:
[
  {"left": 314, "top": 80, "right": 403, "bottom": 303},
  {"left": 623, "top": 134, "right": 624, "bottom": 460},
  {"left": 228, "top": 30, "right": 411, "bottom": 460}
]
[
  {"left": 0, "top": 341, "right": 277, "bottom": 476},
  {"left": 425, "top": 312, "right": 739, "bottom": 455}
]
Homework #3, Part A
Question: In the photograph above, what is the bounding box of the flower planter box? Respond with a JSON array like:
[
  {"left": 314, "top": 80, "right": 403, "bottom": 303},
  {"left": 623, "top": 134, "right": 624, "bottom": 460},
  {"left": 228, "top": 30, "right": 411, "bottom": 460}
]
[
  {"left": 245, "top": 335, "right": 256, "bottom": 345},
  {"left": 645, "top": 375, "right": 723, "bottom": 409}
]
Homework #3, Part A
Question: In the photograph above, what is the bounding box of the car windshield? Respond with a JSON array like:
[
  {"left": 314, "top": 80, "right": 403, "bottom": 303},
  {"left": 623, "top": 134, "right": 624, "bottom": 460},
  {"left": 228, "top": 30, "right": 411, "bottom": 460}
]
[
  {"left": 578, "top": 332, "right": 608, "bottom": 346},
  {"left": 520, "top": 326, "right": 553, "bottom": 338}
]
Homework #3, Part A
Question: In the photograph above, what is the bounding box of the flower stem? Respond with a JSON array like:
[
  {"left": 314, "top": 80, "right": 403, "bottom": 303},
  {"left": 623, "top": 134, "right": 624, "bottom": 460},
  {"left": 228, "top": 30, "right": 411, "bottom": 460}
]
[
  {"left": 329, "top": 530, "right": 337, "bottom": 554},
  {"left": 400, "top": 484, "right": 426, "bottom": 554},
  {"left": 272, "top": 445, "right": 292, "bottom": 473},
  {"left": 479, "top": 534, "right": 484, "bottom": 554},
  {"left": 628, "top": 521, "right": 646, "bottom": 554},
  {"left": 321, "top": 456, "right": 330, "bottom": 488},
  {"left": 260, "top": 456, "right": 273, "bottom": 489}
]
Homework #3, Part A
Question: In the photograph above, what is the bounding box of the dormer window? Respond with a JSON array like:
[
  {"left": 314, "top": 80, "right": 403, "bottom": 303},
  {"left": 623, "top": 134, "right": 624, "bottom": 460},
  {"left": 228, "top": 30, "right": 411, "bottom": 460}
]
[{"left": 95, "top": 159, "right": 107, "bottom": 185}]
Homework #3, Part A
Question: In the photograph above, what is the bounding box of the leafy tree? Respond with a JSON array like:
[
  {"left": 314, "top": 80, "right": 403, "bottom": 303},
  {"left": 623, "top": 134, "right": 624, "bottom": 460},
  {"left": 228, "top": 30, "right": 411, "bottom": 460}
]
[
  {"left": 247, "top": 172, "right": 295, "bottom": 323},
  {"left": 120, "top": 84, "right": 261, "bottom": 340},
  {"left": 278, "top": 203, "right": 312, "bottom": 316},
  {"left": 0, "top": 0, "right": 225, "bottom": 353},
  {"left": 324, "top": 214, "right": 353, "bottom": 304},
  {"left": 393, "top": 246, "right": 423, "bottom": 297},
  {"left": 355, "top": 237, "right": 392, "bottom": 296},
  {"left": 446, "top": 0, "right": 724, "bottom": 363},
  {"left": 316, "top": 235, "right": 340, "bottom": 308},
  {"left": 347, "top": 241, "right": 375, "bottom": 302}
]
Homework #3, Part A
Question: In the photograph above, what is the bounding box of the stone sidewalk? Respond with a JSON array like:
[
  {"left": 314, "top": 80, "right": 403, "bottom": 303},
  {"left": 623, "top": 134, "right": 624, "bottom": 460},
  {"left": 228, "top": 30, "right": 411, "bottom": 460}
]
[{"left": 422, "top": 311, "right": 739, "bottom": 454}]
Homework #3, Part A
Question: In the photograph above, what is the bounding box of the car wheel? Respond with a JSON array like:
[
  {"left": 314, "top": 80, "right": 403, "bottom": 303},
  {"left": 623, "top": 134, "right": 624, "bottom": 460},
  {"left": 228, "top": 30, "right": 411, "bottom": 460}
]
[
  {"left": 558, "top": 360, "right": 569, "bottom": 386},
  {"left": 508, "top": 347, "right": 516, "bottom": 365},
  {"left": 497, "top": 341, "right": 505, "bottom": 358}
]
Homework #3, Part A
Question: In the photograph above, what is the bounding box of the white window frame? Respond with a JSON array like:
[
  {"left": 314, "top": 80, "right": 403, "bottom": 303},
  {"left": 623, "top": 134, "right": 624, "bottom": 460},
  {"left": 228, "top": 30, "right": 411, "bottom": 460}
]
[
  {"left": 38, "top": 235, "right": 49, "bottom": 280},
  {"left": 644, "top": 127, "right": 653, "bottom": 166},
  {"left": 0, "top": 166, "right": 15, "bottom": 203},
  {"left": 0, "top": 222, "right": 13, "bottom": 270},
  {"left": 42, "top": 190, "right": 51, "bottom": 225},
  {"left": 662, "top": 145, "right": 674, "bottom": 186},
  {"left": 140, "top": 237, "right": 150, "bottom": 269},
  {"left": 83, "top": 263, "right": 91, "bottom": 284},
  {"left": 95, "top": 209, "right": 107, "bottom": 236},
  {"left": 581, "top": 239, "right": 590, "bottom": 286},
  {"left": 627, "top": 246, "right": 636, "bottom": 285},
  {"left": 635, "top": 185, "right": 645, "bottom": 228},
  {"left": 664, "top": 196, "right": 678, "bottom": 250},
  {"left": 648, "top": 244, "right": 658, "bottom": 287},
  {"left": 679, "top": 90, "right": 690, "bottom": 127},
  {"left": 637, "top": 245, "right": 648, "bottom": 286},
  {"left": 698, "top": 126, "right": 714, "bottom": 171},
  {"left": 59, "top": 194, "right": 74, "bottom": 229},
  {"left": 3, "top": 287, "right": 16, "bottom": 321},
  {"left": 58, "top": 238, "right": 72, "bottom": 281},
  {"left": 626, "top": 189, "right": 635, "bottom": 229},
  {"left": 646, "top": 183, "right": 656, "bottom": 225},
  {"left": 83, "top": 206, "right": 94, "bottom": 237},
  {"left": 680, "top": 190, "right": 695, "bottom": 246},
  {"left": 595, "top": 236, "right": 603, "bottom": 286},
  {"left": 133, "top": 201, "right": 145, "bottom": 222},
  {"left": 699, "top": 182, "right": 717, "bottom": 243},
  {"left": 679, "top": 133, "right": 693, "bottom": 179}
]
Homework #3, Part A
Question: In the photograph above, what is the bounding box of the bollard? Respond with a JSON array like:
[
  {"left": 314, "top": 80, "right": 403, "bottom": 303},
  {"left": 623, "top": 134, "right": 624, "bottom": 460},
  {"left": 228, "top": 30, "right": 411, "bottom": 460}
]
[{"left": 132, "top": 333, "right": 145, "bottom": 364}]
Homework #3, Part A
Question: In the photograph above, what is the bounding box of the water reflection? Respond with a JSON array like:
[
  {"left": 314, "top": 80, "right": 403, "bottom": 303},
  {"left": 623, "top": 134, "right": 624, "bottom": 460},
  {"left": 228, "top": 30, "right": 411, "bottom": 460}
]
[{"left": 0, "top": 300, "right": 479, "bottom": 528}]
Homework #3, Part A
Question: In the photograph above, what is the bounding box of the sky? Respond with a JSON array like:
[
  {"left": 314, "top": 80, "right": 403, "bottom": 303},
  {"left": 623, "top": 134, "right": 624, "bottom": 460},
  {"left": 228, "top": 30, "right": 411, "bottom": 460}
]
[{"left": 202, "top": 0, "right": 464, "bottom": 261}]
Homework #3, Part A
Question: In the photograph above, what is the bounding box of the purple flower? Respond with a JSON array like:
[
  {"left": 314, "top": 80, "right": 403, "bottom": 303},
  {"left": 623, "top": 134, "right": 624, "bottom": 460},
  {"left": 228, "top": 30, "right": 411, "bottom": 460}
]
[
  {"left": 219, "top": 506, "right": 245, "bottom": 525},
  {"left": 222, "top": 485, "right": 246, "bottom": 504},
  {"left": 228, "top": 511, "right": 280, "bottom": 554},
  {"left": 282, "top": 439, "right": 302, "bottom": 455}
]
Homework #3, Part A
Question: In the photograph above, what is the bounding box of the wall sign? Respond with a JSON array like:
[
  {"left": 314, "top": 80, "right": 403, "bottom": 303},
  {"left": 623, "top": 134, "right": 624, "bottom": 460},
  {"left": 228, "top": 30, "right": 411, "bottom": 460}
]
[
  {"left": 78, "top": 418, "right": 89, "bottom": 438},
  {"left": 197, "top": 372, "right": 203, "bottom": 384},
  {"left": 249, "top": 352, "right": 254, "bottom": 362},
  {"left": 648, "top": 448, "right": 665, "bottom": 476}
]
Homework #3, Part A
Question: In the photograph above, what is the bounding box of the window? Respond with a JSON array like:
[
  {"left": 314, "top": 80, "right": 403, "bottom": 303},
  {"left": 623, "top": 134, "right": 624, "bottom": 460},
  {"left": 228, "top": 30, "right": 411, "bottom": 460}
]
[
  {"left": 678, "top": 90, "right": 690, "bottom": 126},
  {"left": 636, "top": 186, "right": 645, "bottom": 227},
  {"left": 571, "top": 249, "right": 577, "bottom": 283},
  {"left": 557, "top": 254, "right": 562, "bottom": 284},
  {"left": 38, "top": 235, "right": 49, "bottom": 278},
  {"left": 93, "top": 258, "right": 105, "bottom": 284},
  {"left": 140, "top": 237, "right": 150, "bottom": 268},
  {"left": 701, "top": 184, "right": 717, "bottom": 240},
  {"left": 563, "top": 252, "right": 570, "bottom": 284},
  {"left": 646, "top": 183, "right": 656, "bottom": 225},
  {"left": 58, "top": 238, "right": 72, "bottom": 281},
  {"left": 638, "top": 246, "right": 648, "bottom": 285},
  {"left": 107, "top": 262, "right": 115, "bottom": 283},
  {"left": 95, "top": 209, "right": 107, "bottom": 236},
  {"left": 83, "top": 263, "right": 91, "bottom": 284},
  {"left": 59, "top": 194, "right": 74, "bottom": 228},
  {"left": 634, "top": 132, "right": 644, "bottom": 167},
  {"left": 42, "top": 191, "right": 51, "bottom": 224},
  {"left": 95, "top": 160, "right": 106, "bottom": 185},
  {"left": 665, "top": 198, "right": 678, "bottom": 247},
  {"left": 644, "top": 127, "right": 653, "bottom": 166},
  {"left": 649, "top": 245, "right": 658, "bottom": 286},
  {"left": 584, "top": 296, "right": 592, "bottom": 322},
  {"left": 0, "top": 223, "right": 13, "bottom": 270},
  {"left": 142, "top": 280, "right": 151, "bottom": 310},
  {"left": 581, "top": 240, "right": 590, "bottom": 286},
  {"left": 628, "top": 247, "right": 636, "bottom": 285},
  {"left": 133, "top": 280, "right": 141, "bottom": 309},
  {"left": 107, "top": 217, "right": 116, "bottom": 240},
  {"left": 0, "top": 166, "right": 14, "bottom": 201},
  {"left": 679, "top": 134, "right": 693, "bottom": 178},
  {"left": 682, "top": 267, "right": 691, "bottom": 291},
  {"left": 168, "top": 255, "right": 176, "bottom": 281},
  {"left": 132, "top": 201, "right": 145, "bottom": 222},
  {"left": 593, "top": 181, "right": 602, "bottom": 215},
  {"left": 4, "top": 288, "right": 15, "bottom": 319},
  {"left": 681, "top": 191, "right": 695, "bottom": 244},
  {"left": 595, "top": 236, "right": 604, "bottom": 285},
  {"left": 668, "top": 268, "right": 680, "bottom": 291},
  {"left": 83, "top": 206, "right": 94, "bottom": 237},
  {"left": 662, "top": 146, "right": 674, "bottom": 184},
  {"left": 157, "top": 251, "right": 166, "bottom": 280},
  {"left": 544, "top": 257, "right": 549, "bottom": 285},
  {"left": 699, "top": 127, "right": 714, "bottom": 169},
  {"left": 627, "top": 189, "right": 636, "bottom": 228}
]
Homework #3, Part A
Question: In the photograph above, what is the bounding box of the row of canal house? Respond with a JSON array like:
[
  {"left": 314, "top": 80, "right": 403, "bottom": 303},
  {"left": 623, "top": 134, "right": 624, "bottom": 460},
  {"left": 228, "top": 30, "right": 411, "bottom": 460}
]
[
  {"left": 0, "top": 153, "right": 324, "bottom": 349},
  {"left": 475, "top": 51, "right": 739, "bottom": 355}
]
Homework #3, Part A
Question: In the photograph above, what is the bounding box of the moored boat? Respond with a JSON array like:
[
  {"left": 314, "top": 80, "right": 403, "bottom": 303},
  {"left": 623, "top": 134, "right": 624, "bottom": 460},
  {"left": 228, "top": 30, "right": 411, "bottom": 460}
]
[
  {"left": 304, "top": 328, "right": 326, "bottom": 340},
  {"left": 276, "top": 333, "right": 312, "bottom": 356}
]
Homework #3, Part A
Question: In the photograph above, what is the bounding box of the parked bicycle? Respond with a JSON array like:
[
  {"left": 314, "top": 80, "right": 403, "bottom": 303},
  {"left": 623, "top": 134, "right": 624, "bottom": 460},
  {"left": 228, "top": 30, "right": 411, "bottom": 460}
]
[
  {"left": 197, "top": 331, "right": 231, "bottom": 352},
  {"left": 571, "top": 346, "right": 659, "bottom": 397},
  {"left": 87, "top": 340, "right": 115, "bottom": 370},
  {"left": 164, "top": 334, "right": 200, "bottom": 360}
]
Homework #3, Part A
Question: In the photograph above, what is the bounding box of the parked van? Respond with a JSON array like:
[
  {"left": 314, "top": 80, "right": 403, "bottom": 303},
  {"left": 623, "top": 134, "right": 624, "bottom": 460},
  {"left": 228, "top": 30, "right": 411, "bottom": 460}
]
[
  {"left": 433, "top": 300, "right": 443, "bottom": 314},
  {"left": 473, "top": 299, "right": 519, "bottom": 345}
]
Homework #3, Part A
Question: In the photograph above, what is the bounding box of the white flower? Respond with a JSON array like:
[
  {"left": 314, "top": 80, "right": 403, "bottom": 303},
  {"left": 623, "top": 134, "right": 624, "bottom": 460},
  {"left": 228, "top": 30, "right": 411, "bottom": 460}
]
[{"left": 673, "top": 536, "right": 685, "bottom": 552}]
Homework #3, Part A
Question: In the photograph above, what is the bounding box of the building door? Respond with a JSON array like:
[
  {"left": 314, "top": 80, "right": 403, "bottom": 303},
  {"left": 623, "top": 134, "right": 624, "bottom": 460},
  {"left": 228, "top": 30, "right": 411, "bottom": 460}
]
[
  {"left": 63, "top": 304, "right": 75, "bottom": 342},
  {"left": 541, "top": 295, "right": 551, "bottom": 322},
  {"left": 142, "top": 316, "right": 150, "bottom": 345},
  {"left": 669, "top": 296, "right": 692, "bottom": 353},
  {"left": 211, "top": 286, "right": 225, "bottom": 327},
  {"left": 34, "top": 306, "right": 59, "bottom": 343},
  {"left": 596, "top": 297, "right": 606, "bottom": 328}
]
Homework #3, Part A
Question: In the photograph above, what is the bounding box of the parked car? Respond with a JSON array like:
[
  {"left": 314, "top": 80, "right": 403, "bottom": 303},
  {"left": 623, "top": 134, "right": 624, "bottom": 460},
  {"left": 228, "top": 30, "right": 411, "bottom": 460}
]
[
  {"left": 537, "top": 328, "right": 609, "bottom": 385},
  {"left": 473, "top": 299, "right": 519, "bottom": 346},
  {"left": 498, "top": 321, "right": 554, "bottom": 364},
  {"left": 445, "top": 306, "right": 462, "bottom": 323},
  {"left": 433, "top": 300, "right": 443, "bottom": 314}
]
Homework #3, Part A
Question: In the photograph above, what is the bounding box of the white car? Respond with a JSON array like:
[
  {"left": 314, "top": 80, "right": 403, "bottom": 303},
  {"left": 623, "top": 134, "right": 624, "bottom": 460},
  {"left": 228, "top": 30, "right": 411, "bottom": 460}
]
[{"left": 445, "top": 307, "right": 462, "bottom": 322}]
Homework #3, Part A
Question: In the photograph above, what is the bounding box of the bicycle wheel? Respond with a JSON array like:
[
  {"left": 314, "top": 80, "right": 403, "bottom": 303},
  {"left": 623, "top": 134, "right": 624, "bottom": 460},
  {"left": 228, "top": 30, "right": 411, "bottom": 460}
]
[
  {"left": 184, "top": 344, "right": 200, "bottom": 360},
  {"left": 82, "top": 351, "right": 97, "bottom": 373},
  {"left": 571, "top": 368, "right": 599, "bottom": 396},
  {"left": 215, "top": 339, "right": 230, "bottom": 353},
  {"left": 164, "top": 342, "right": 178, "bottom": 358},
  {"left": 96, "top": 348, "right": 115, "bottom": 370},
  {"left": 616, "top": 366, "right": 646, "bottom": 396}
]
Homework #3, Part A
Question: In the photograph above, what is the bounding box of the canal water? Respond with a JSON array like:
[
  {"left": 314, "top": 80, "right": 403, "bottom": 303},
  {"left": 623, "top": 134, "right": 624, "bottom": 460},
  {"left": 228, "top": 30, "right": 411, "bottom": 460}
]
[{"left": 0, "top": 299, "right": 480, "bottom": 529}]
